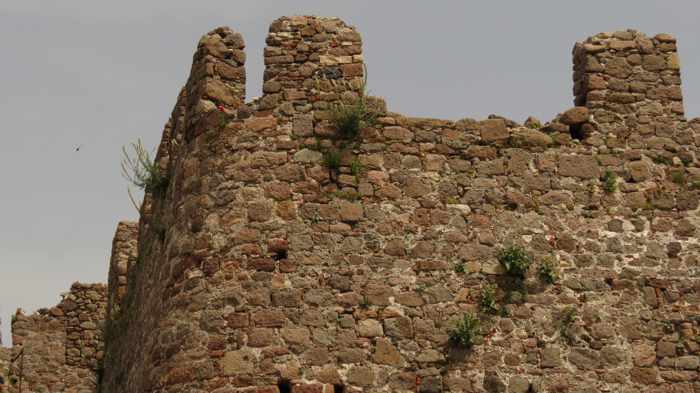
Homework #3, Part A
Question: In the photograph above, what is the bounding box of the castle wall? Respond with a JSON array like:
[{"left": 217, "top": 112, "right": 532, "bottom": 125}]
[
  {"left": 7, "top": 283, "right": 106, "bottom": 393},
  {"left": 100, "top": 17, "right": 700, "bottom": 393}
]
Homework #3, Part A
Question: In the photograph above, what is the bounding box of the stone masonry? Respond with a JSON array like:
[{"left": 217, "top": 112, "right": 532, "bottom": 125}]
[
  {"left": 573, "top": 30, "right": 685, "bottom": 140},
  {"left": 4, "top": 283, "right": 106, "bottom": 393},
  {"left": 4, "top": 15, "right": 700, "bottom": 393}
]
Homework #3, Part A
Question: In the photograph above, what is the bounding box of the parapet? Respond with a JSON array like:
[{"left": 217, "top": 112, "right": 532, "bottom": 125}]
[
  {"left": 184, "top": 26, "right": 246, "bottom": 141},
  {"left": 573, "top": 30, "right": 685, "bottom": 138}
]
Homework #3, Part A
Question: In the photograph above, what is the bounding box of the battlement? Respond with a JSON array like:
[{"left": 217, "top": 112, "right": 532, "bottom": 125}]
[
  {"left": 573, "top": 30, "right": 685, "bottom": 140},
  {"left": 5, "top": 16, "right": 700, "bottom": 393}
]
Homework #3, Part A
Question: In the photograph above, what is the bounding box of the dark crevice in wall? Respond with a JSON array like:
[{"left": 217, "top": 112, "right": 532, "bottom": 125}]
[
  {"left": 277, "top": 379, "right": 292, "bottom": 393},
  {"left": 569, "top": 123, "right": 586, "bottom": 140}
]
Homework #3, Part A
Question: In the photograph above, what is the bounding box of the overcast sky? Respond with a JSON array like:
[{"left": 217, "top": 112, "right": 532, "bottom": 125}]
[{"left": 1, "top": 1, "right": 699, "bottom": 344}]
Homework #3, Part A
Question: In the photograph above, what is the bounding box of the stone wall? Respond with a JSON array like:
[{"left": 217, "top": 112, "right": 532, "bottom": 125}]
[
  {"left": 99, "top": 15, "right": 700, "bottom": 393},
  {"left": 5, "top": 283, "right": 106, "bottom": 393}
]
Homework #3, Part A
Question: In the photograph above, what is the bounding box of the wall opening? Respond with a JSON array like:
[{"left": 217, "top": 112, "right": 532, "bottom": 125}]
[
  {"left": 273, "top": 249, "right": 288, "bottom": 261},
  {"left": 569, "top": 123, "right": 586, "bottom": 140},
  {"left": 333, "top": 384, "right": 345, "bottom": 393},
  {"left": 278, "top": 379, "right": 292, "bottom": 393}
]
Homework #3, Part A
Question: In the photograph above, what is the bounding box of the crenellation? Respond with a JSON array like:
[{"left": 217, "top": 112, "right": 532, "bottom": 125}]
[
  {"left": 261, "top": 16, "right": 364, "bottom": 118},
  {"left": 573, "top": 30, "right": 686, "bottom": 144},
  {"left": 185, "top": 26, "right": 246, "bottom": 142},
  {"left": 6, "top": 16, "right": 700, "bottom": 393}
]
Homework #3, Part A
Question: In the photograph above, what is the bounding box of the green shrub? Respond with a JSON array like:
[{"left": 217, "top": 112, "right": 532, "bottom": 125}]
[
  {"left": 601, "top": 170, "right": 617, "bottom": 194},
  {"left": 350, "top": 158, "right": 364, "bottom": 182},
  {"left": 538, "top": 258, "right": 558, "bottom": 284},
  {"left": 449, "top": 313, "right": 481, "bottom": 348},
  {"left": 454, "top": 262, "right": 465, "bottom": 273},
  {"left": 218, "top": 112, "right": 227, "bottom": 130},
  {"left": 497, "top": 245, "right": 533, "bottom": 279},
  {"left": 499, "top": 306, "right": 511, "bottom": 317},
  {"left": 322, "top": 149, "right": 342, "bottom": 171},
  {"left": 330, "top": 102, "right": 364, "bottom": 140},
  {"left": 479, "top": 284, "right": 499, "bottom": 315},
  {"left": 329, "top": 68, "right": 376, "bottom": 140},
  {"left": 652, "top": 155, "right": 672, "bottom": 165},
  {"left": 559, "top": 306, "right": 577, "bottom": 342},
  {"left": 121, "top": 139, "right": 169, "bottom": 197}
]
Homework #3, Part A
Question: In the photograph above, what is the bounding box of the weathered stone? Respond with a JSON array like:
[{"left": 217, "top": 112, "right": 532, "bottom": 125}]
[
  {"left": 346, "top": 365, "right": 375, "bottom": 387},
  {"left": 222, "top": 349, "right": 256, "bottom": 375},
  {"left": 483, "top": 372, "right": 507, "bottom": 393},
  {"left": 560, "top": 107, "right": 590, "bottom": 125},
  {"left": 541, "top": 346, "right": 562, "bottom": 368},
  {"left": 336, "top": 200, "right": 363, "bottom": 222},
  {"left": 633, "top": 344, "right": 656, "bottom": 367},
  {"left": 630, "top": 367, "right": 659, "bottom": 385},
  {"left": 627, "top": 160, "right": 652, "bottom": 182},
  {"left": 558, "top": 155, "right": 600, "bottom": 178},
  {"left": 481, "top": 119, "right": 509, "bottom": 142},
  {"left": 357, "top": 319, "right": 383, "bottom": 337},
  {"left": 374, "top": 338, "right": 404, "bottom": 365},
  {"left": 293, "top": 148, "right": 323, "bottom": 163},
  {"left": 508, "top": 376, "right": 530, "bottom": 393}
]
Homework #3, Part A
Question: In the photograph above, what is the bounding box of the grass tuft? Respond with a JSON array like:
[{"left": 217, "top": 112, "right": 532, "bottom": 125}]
[{"left": 602, "top": 170, "right": 617, "bottom": 194}]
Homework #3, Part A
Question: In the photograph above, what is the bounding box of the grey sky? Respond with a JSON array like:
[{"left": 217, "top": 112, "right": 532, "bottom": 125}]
[{"left": 1, "top": 0, "right": 698, "bottom": 344}]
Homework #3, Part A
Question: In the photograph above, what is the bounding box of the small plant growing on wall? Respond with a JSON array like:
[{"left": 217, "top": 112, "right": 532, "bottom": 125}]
[
  {"left": 671, "top": 170, "right": 686, "bottom": 185},
  {"left": 350, "top": 158, "right": 364, "bottom": 183},
  {"left": 538, "top": 257, "right": 558, "bottom": 284},
  {"left": 479, "top": 284, "right": 499, "bottom": 315},
  {"left": 559, "top": 306, "right": 578, "bottom": 343},
  {"left": 121, "top": 139, "right": 169, "bottom": 207},
  {"left": 359, "top": 295, "right": 370, "bottom": 309},
  {"left": 329, "top": 65, "right": 377, "bottom": 140},
  {"left": 601, "top": 170, "right": 617, "bottom": 194},
  {"left": 449, "top": 313, "right": 481, "bottom": 349},
  {"left": 322, "top": 148, "right": 342, "bottom": 181},
  {"left": 217, "top": 104, "right": 227, "bottom": 130},
  {"left": 497, "top": 245, "right": 532, "bottom": 279}
]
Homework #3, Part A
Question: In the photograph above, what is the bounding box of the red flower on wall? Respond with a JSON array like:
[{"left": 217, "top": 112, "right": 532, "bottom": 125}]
[{"left": 217, "top": 104, "right": 225, "bottom": 112}]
